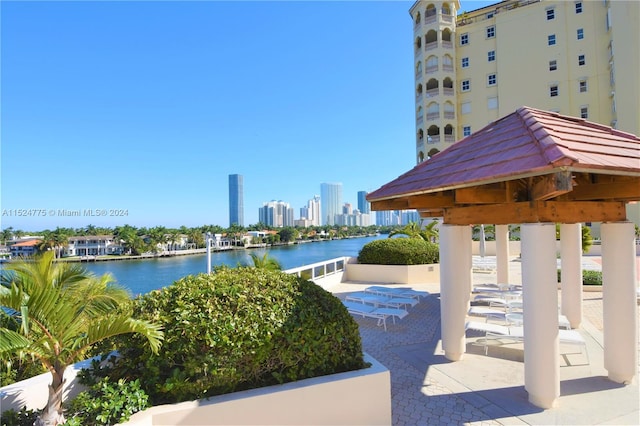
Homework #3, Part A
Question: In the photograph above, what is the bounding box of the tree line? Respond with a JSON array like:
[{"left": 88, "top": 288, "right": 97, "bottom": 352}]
[{"left": 1, "top": 224, "right": 396, "bottom": 257}]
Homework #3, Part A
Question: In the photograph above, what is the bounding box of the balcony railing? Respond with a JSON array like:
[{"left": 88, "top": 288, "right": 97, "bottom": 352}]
[
  {"left": 426, "top": 112, "right": 440, "bottom": 120},
  {"left": 416, "top": 115, "right": 424, "bottom": 125},
  {"left": 442, "top": 14, "right": 453, "bottom": 23},
  {"left": 425, "top": 41, "right": 437, "bottom": 51},
  {"left": 442, "top": 40, "right": 453, "bottom": 49},
  {"left": 415, "top": 71, "right": 423, "bottom": 80},
  {"left": 444, "top": 134, "right": 456, "bottom": 143},
  {"left": 425, "top": 14, "right": 437, "bottom": 24},
  {"left": 414, "top": 21, "right": 422, "bottom": 32},
  {"left": 444, "top": 111, "right": 455, "bottom": 119},
  {"left": 443, "top": 87, "right": 454, "bottom": 96},
  {"left": 426, "top": 88, "right": 439, "bottom": 97},
  {"left": 416, "top": 93, "right": 423, "bottom": 103},
  {"left": 442, "top": 64, "right": 454, "bottom": 72},
  {"left": 426, "top": 65, "right": 438, "bottom": 74},
  {"left": 285, "top": 257, "right": 347, "bottom": 282},
  {"left": 427, "top": 135, "right": 440, "bottom": 144}
]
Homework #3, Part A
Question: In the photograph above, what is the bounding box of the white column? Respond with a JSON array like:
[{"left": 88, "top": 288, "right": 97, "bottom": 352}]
[
  {"left": 439, "top": 224, "right": 472, "bottom": 361},
  {"left": 601, "top": 221, "right": 638, "bottom": 384},
  {"left": 495, "top": 224, "right": 510, "bottom": 285},
  {"left": 560, "top": 223, "right": 583, "bottom": 329},
  {"left": 521, "top": 223, "right": 559, "bottom": 409}
]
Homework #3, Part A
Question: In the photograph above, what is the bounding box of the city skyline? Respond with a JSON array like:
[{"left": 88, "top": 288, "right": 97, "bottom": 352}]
[{"left": 1, "top": 1, "right": 496, "bottom": 230}]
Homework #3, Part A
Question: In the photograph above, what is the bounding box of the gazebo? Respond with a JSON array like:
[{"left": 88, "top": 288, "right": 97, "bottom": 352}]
[{"left": 367, "top": 106, "right": 640, "bottom": 408}]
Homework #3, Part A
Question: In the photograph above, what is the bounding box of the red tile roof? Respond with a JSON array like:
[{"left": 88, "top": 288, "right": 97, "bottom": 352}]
[
  {"left": 368, "top": 107, "right": 640, "bottom": 201},
  {"left": 12, "top": 239, "right": 41, "bottom": 247}
]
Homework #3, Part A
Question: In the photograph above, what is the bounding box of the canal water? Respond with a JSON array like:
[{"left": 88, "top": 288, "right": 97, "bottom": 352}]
[{"left": 82, "top": 235, "right": 385, "bottom": 296}]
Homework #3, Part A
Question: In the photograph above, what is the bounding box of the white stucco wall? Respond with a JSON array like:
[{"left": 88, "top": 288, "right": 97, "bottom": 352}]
[{"left": 121, "top": 353, "right": 390, "bottom": 426}]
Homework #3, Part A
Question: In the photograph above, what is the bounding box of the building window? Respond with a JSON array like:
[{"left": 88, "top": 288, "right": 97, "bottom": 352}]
[
  {"left": 488, "top": 97, "right": 498, "bottom": 110},
  {"left": 549, "top": 60, "right": 557, "bottom": 71},
  {"left": 463, "top": 126, "right": 471, "bottom": 136},
  {"left": 550, "top": 85, "right": 559, "bottom": 97},
  {"left": 486, "top": 26, "right": 495, "bottom": 38},
  {"left": 577, "top": 28, "right": 584, "bottom": 40},
  {"left": 487, "top": 73, "right": 497, "bottom": 86},
  {"left": 575, "top": 2, "right": 583, "bottom": 13},
  {"left": 548, "top": 34, "right": 556, "bottom": 46},
  {"left": 461, "top": 33, "right": 469, "bottom": 45},
  {"left": 461, "top": 102, "right": 471, "bottom": 114},
  {"left": 486, "top": 12, "right": 494, "bottom": 19},
  {"left": 461, "top": 79, "right": 470, "bottom": 92},
  {"left": 461, "top": 57, "right": 469, "bottom": 68},
  {"left": 578, "top": 54, "right": 585, "bottom": 66},
  {"left": 579, "top": 79, "right": 587, "bottom": 92},
  {"left": 487, "top": 50, "right": 495, "bottom": 62},
  {"left": 546, "top": 8, "right": 555, "bottom": 20},
  {"left": 580, "top": 106, "right": 588, "bottom": 119}
]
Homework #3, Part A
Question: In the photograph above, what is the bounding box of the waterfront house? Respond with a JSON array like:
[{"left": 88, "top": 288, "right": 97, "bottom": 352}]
[
  {"left": 66, "top": 236, "right": 123, "bottom": 257},
  {"left": 9, "top": 239, "right": 41, "bottom": 257}
]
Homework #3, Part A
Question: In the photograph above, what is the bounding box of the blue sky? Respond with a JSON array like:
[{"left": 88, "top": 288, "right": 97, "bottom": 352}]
[{"left": 1, "top": 1, "right": 494, "bottom": 231}]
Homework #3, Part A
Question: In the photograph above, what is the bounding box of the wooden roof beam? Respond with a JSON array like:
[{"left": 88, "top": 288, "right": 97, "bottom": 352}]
[
  {"left": 370, "top": 198, "right": 410, "bottom": 211},
  {"left": 418, "top": 209, "right": 444, "bottom": 218},
  {"left": 567, "top": 178, "right": 640, "bottom": 201},
  {"left": 530, "top": 172, "right": 573, "bottom": 201},
  {"left": 443, "top": 201, "right": 626, "bottom": 225},
  {"left": 454, "top": 186, "right": 508, "bottom": 204},
  {"left": 408, "top": 193, "right": 455, "bottom": 209}
]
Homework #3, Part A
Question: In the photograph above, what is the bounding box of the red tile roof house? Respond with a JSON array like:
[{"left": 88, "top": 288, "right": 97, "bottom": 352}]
[
  {"left": 367, "top": 106, "right": 640, "bottom": 409},
  {"left": 9, "top": 239, "right": 42, "bottom": 258}
]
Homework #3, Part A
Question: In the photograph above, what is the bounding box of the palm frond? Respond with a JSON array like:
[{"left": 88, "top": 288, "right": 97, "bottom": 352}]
[
  {"left": 69, "top": 316, "right": 163, "bottom": 361},
  {"left": 0, "top": 328, "right": 31, "bottom": 354}
]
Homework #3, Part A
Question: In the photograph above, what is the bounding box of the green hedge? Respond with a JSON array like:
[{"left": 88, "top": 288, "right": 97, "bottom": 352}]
[
  {"left": 357, "top": 238, "right": 439, "bottom": 265},
  {"left": 557, "top": 269, "right": 602, "bottom": 285},
  {"left": 94, "top": 267, "right": 366, "bottom": 405}
]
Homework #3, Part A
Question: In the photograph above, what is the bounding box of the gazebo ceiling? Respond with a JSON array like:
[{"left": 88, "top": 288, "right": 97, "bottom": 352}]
[{"left": 367, "top": 107, "right": 640, "bottom": 225}]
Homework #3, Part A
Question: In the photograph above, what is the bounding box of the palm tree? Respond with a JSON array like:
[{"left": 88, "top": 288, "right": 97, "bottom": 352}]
[
  {"left": 1, "top": 227, "right": 14, "bottom": 245},
  {"left": 0, "top": 252, "right": 163, "bottom": 425},
  {"left": 248, "top": 252, "right": 282, "bottom": 271},
  {"left": 388, "top": 220, "right": 439, "bottom": 242},
  {"left": 420, "top": 219, "right": 440, "bottom": 242}
]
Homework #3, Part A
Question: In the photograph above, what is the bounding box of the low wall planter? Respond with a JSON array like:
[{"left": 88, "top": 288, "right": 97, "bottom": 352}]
[
  {"left": 345, "top": 258, "right": 440, "bottom": 284},
  {"left": 121, "top": 353, "right": 390, "bottom": 426}
]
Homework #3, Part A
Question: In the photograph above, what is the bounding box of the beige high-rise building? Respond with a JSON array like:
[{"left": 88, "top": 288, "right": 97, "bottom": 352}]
[{"left": 410, "top": 0, "right": 640, "bottom": 229}]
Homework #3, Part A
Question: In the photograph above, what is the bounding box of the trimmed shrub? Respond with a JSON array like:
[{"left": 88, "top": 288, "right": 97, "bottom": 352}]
[
  {"left": 357, "top": 238, "right": 439, "bottom": 265},
  {"left": 94, "top": 267, "right": 366, "bottom": 405},
  {"left": 557, "top": 269, "right": 602, "bottom": 285},
  {"left": 64, "top": 377, "right": 149, "bottom": 426}
]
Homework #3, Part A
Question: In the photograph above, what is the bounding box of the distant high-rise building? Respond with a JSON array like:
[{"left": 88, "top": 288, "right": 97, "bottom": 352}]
[
  {"left": 320, "top": 183, "right": 342, "bottom": 226},
  {"left": 358, "top": 190, "right": 373, "bottom": 225},
  {"left": 300, "top": 195, "right": 321, "bottom": 227},
  {"left": 357, "top": 191, "right": 370, "bottom": 214},
  {"left": 228, "top": 174, "right": 244, "bottom": 227},
  {"left": 401, "top": 210, "right": 420, "bottom": 225},
  {"left": 259, "top": 200, "right": 294, "bottom": 228},
  {"left": 376, "top": 210, "right": 401, "bottom": 226}
]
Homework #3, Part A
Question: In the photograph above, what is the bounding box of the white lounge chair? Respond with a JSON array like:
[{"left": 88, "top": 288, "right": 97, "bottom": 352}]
[
  {"left": 346, "top": 291, "right": 419, "bottom": 309},
  {"left": 364, "top": 286, "right": 429, "bottom": 300},
  {"left": 465, "top": 321, "right": 588, "bottom": 362},
  {"left": 468, "top": 308, "right": 571, "bottom": 329},
  {"left": 343, "top": 300, "right": 408, "bottom": 331}
]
